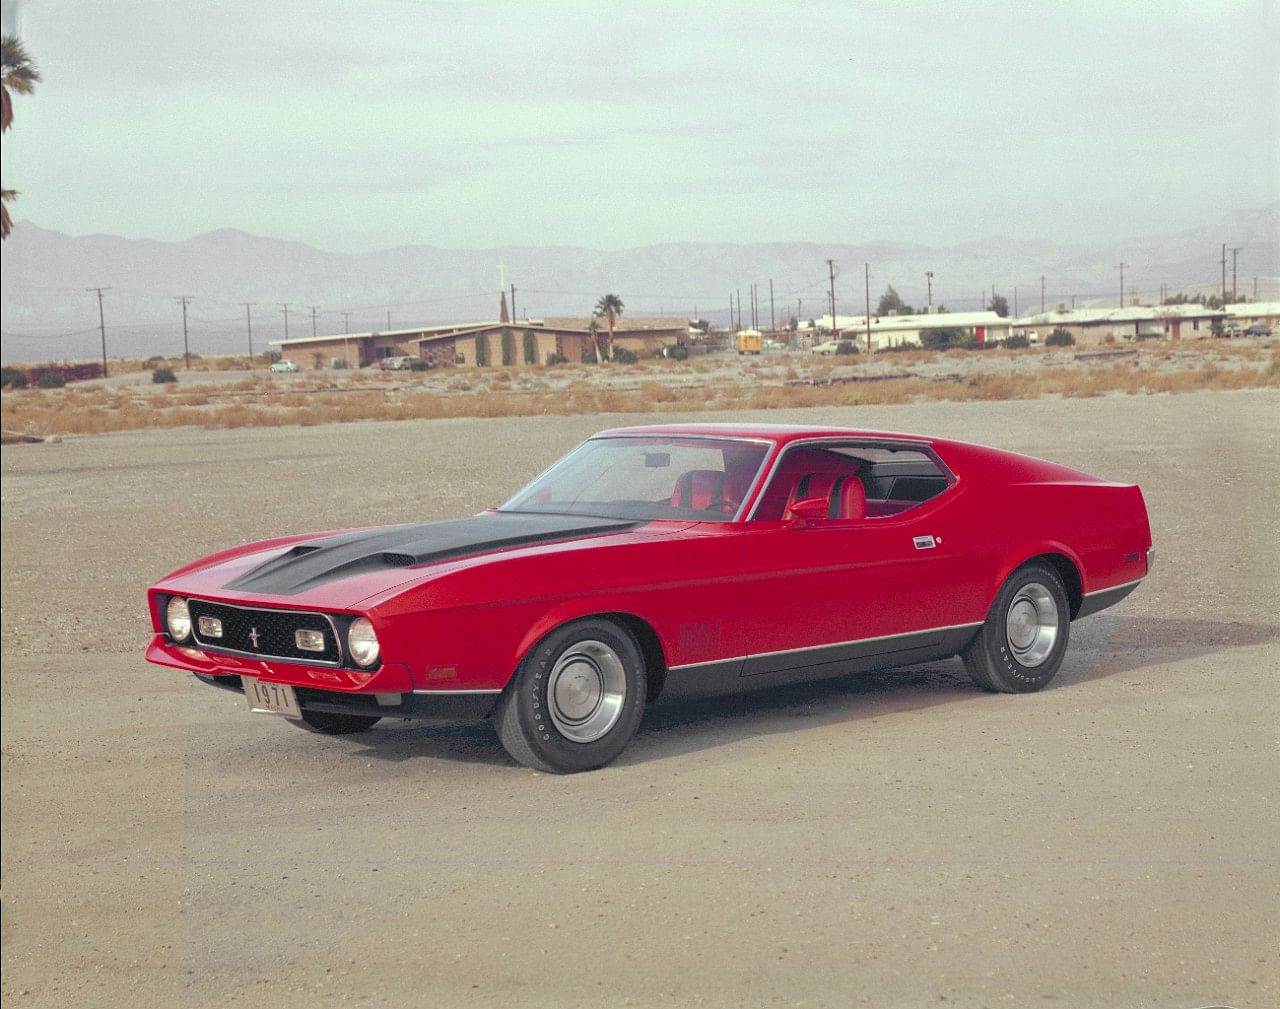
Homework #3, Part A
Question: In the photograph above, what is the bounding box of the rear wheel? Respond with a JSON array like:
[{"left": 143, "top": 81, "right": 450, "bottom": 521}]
[
  {"left": 495, "top": 618, "right": 647, "bottom": 773},
  {"left": 295, "top": 709, "right": 382, "bottom": 734},
  {"left": 963, "top": 562, "right": 1070, "bottom": 693}
]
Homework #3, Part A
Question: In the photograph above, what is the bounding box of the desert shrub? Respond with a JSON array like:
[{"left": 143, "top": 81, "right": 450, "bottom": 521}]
[
  {"left": 1005, "top": 333, "right": 1030, "bottom": 349},
  {"left": 879, "top": 341, "right": 921, "bottom": 353},
  {"left": 266, "top": 351, "right": 282, "bottom": 363},
  {"left": 501, "top": 329, "right": 515, "bottom": 366},
  {"left": 408, "top": 359, "right": 430, "bottom": 371},
  {"left": 835, "top": 340, "right": 857, "bottom": 355},
  {"left": 1, "top": 366, "right": 28, "bottom": 389},
  {"left": 920, "top": 327, "right": 967, "bottom": 349},
  {"left": 612, "top": 346, "right": 638, "bottom": 364},
  {"left": 142, "top": 355, "right": 166, "bottom": 369},
  {"left": 1046, "top": 327, "right": 1076, "bottom": 347},
  {"left": 664, "top": 343, "right": 689, "bottom": 360},
  {"left": 474, "top": 333, "right": 488, "bottom": 367},
  {"left": 545, "top": 352, "right": 567, "bottom": 366},
  {"left": 523, "top": 330, "right": 537, "bottom": 365},
  {"left": 37, "top": 371, "right": 66, "bottom": 388},
  {"left": 580, "top": 346, "right": 600, "bottom": 364},
  {"left": 152, "top": 367, "right": 178, "bottom": 384}
]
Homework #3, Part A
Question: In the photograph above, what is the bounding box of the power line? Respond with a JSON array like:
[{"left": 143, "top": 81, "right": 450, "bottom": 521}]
[
  {"left": 174, "top": 296, "right": 194, "bottom": 369},
  {"left": 85, "top": 287, "right": 110, "bottom": 377}
]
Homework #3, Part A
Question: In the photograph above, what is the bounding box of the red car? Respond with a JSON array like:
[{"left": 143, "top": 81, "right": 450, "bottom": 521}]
[{"left": 145, "top": 424, "right": 1152, "bottom": 772}]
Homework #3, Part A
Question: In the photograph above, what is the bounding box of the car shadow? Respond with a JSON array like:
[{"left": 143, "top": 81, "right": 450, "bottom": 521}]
[{"left": 348, "top": 614, "right": 1277, "bottom": 770}]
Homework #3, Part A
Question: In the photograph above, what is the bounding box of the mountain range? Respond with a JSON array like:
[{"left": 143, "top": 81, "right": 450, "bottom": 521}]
[{"left": 2, "top": 206, "right": 1277, "bottom": 362}]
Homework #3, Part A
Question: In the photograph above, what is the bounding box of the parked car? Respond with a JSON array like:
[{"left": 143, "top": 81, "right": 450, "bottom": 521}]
[
  {"left": 146, "top": 424, "right": 1152, "bottom": 773},
  {"left": 269, "top": 360, "right": 300, "bottom": 373},
  {"left": 372, "top": 355, "right": 417, "bottom": 370},
  {"left": 1243, "top": 323, "right": 1272, "bottom": 337},
  {"left": 813, "top": 340, "right": 858, "bottom": 355},
  {"left": 812, "top": 340, "right": 840, "bottom": 355}
]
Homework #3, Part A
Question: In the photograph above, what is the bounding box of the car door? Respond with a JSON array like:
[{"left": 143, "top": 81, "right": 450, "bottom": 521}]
[{"left": 738, "top": 444, "right": 983, "bottom": 679}]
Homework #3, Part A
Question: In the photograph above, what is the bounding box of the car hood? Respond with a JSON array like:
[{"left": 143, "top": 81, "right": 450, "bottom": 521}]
[{"left": 156, "top": 512, "right": 645, "bottom": 609}]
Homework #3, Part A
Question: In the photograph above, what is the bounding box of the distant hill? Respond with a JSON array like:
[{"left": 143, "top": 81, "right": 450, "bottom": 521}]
[{"left": 2, "top": 205, "right": 1276, "bottom": 362}]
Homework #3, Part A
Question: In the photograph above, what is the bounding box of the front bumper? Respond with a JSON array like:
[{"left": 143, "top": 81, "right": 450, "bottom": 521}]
[{"left": 194, "top": 672, "right": 499, "bottom": 722}]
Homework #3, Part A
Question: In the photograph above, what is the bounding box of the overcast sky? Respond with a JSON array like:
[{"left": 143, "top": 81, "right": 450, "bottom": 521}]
[{"left": 3, "top": 0, "right": 1278, "bottom": 252}]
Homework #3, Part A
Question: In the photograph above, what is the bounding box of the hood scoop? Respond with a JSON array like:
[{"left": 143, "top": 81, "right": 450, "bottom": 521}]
[{"left": 222, "top": 512, "right": 640, "bottom": 595}]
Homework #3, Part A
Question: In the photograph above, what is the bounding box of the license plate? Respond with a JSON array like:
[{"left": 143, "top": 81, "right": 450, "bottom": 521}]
[{"left": 242, "top": 677, "right": 302, "bottom": 719}]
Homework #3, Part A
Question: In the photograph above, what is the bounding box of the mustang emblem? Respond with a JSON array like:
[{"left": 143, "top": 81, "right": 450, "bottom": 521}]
[{"left": 248, "top": 627, "right": 261, "bottom": 649}]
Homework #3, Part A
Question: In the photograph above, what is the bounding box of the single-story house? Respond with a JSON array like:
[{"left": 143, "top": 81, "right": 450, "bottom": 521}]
[
  {"left": 272, "top": 322, "right": 504, "bottom": 370},
  {"left": 813, "top": 311, "right": 1013, "bottom": 350},
  {"left": 1014, "top": 304, "right": 1227, "bottom": 344}
]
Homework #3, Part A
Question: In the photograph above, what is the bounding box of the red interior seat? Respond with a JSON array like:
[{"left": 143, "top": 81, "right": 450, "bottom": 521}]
[{"left": 671, "top": 470, "right": 726, "bottom": 511}]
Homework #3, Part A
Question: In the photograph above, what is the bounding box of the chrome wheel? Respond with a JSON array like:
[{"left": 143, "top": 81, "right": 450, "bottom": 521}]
[
  {"left": 547, "top": 639, "right": 627, "bottom": 743},
  {"left": 1005, "top": 582, "right": 1059, "bottom": 668}
]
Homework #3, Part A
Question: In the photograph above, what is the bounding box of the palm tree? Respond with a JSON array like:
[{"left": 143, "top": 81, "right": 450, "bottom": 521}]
[
  {"left": 594, "top": 293, "right": 624, "bottom": 363},
  {"left": 586, "top": 317, "right": 602, "bottom": 364},
  {"left": 2, "top": 34, "right": 41, "bottom": 240}
]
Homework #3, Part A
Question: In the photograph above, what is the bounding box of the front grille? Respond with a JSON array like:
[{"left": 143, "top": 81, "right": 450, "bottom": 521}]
[{"left": 187, "top": 598, "right": 341, "bottom": 664}]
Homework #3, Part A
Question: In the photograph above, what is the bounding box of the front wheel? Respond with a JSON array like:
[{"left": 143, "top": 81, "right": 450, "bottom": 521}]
[
  {"left": 495, "top": 619, "right": 647, "bottom": 773},
  {"left": 963, "top": 562, "right": 1070, "bottom": 693}
]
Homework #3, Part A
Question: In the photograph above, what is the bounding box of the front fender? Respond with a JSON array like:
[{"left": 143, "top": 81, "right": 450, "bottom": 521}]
[{"left": 510, "top": 595, "right": 669, "bottom": 675}]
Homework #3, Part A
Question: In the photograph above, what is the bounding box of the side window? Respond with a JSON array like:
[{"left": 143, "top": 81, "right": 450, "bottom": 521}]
[{"left": 753, "top": 443, "right": 951, "bottom": 521}]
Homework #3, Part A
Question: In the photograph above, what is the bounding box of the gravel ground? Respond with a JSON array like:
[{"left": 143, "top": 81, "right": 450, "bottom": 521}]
[{"left": 2, "top": 389, "right": 1277, "bottom": 1008}]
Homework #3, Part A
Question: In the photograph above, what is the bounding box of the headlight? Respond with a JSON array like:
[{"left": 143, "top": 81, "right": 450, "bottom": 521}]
[
  {"left": 166, "top": 596, "right": 192, "bottom": 641},
  {"left": 347, "top": 617, "right": 380, "bottom": 668}
]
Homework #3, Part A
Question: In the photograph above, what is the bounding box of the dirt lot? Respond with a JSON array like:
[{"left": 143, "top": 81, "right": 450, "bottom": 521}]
[{"left": 2, "top": 390, "right": 1277, "bottom": 1008}]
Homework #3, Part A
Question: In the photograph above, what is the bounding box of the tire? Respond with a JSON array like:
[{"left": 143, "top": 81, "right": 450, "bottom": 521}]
[
  {"left": 295, "top": 709, "right": 382, "bottom": 735},
  {"left": 494, "top": 618, "right": 647, "bottom": 773},
  {"left": 963, "top": 562, "right": 1070, "bottom": 693}
]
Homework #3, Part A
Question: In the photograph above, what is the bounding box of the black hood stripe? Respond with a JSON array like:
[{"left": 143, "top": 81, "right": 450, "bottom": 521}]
[{"left": 222, "top": 513, "right": 641, "bottom": 595}]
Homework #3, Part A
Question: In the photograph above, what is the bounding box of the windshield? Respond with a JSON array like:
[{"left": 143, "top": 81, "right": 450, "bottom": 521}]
[{"left": 500, "top": 436, "right": 770, "bottom": 522}]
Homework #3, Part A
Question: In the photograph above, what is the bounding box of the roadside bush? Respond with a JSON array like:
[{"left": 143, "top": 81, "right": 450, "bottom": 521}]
[
  {"left": 408, "top": 359, "right": 430, "bottom": 371},
  {"left": 37, "top": 371, "right": 66, "bottom": 389},
  {"left": 664, "top": 343, "right": 689, "bottom": 360},
  {"left": 921, "top": 327, "right": 967, "bottom": 349},
  {"left": 1, "top": 366, "right": 28, "bottom": 389},
  {"left": 142, "top": 355, "right": 166, "bottom": 369},
  {"left": 152, "top": 367, "right": 178, "bottom": 384},
  {"left": 835, "top": 340, "right": 857, "bottom": 355},
  {"left": 1005, "top": 333, "right": 1030, "bottom": 349},
  {"left": 580, "top": 347, "right": 600, "bottom": 364},
  {"left": 545, "top": 352, "right": 567, "bottom": 366},
  {"left": 879, "top": 341, "right": 921, "bottom": 353},
  {"left": 1046, "top": 327, "right": 1076, "bottom": 347},
  {"left": 612, "top": 346, "right": 638, "bottom": 364}
]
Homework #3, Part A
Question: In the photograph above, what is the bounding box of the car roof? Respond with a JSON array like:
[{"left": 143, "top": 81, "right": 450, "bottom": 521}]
[{"left": 595, "top": 423, "right": 937, "bottom": 446}]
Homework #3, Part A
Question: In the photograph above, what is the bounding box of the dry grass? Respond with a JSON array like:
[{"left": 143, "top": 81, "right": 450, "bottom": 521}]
[{"left": 4, "top": 346, "right": 1278, "bottom": 437}]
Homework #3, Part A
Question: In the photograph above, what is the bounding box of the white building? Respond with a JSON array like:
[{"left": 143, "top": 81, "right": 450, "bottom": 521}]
[{"left": 813, "top": 311, "right": 1012, "bottom": 350}]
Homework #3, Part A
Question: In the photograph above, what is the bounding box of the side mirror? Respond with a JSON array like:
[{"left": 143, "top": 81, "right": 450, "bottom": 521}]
[{"left": 788, "top": 496, "right": 830, "bottom": 527}]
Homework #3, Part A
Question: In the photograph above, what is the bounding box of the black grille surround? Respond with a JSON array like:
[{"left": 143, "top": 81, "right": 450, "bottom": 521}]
[{"left": 182, "top": 597, "right": 345, "bottom": 666}]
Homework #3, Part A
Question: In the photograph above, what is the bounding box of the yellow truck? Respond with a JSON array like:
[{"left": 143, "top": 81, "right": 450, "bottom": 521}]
[{"left": 735, "top": 329, "right": 763, "bottom": 355}]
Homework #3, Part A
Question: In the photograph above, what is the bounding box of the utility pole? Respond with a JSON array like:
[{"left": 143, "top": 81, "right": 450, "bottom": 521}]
[
  {"left": 387, "top": 309, "right": 392, "bottom": 331},
  {"left": 175, "top": 296, "right": 194, "bottom": 369},
  {"left": 308, "top": 305, "right": 320, "bottom": 337},
  {"left": 1040, "top": 275, "right": 1045, "bottom": 313},
  {"left": 769, "top": 279, "right": 775, "bottom": 334},
  {"left": 240, "top": 302, "right": 255, "bottom": 366},
  {"left": 1253, "top": 277, "right": 1258, "bottom": 300},
  {"left": 1071, "top": 294, "right": 1077, "bottom": 309},
  {"left": 864, "top": 262, "right": 871, "bottom": 353},
  {"left": 1220, "top": 243, "right": 1227, "bottom": 301},
  {"left": 510, "top": 284, "right": 517, "bottom": 321},
  {"left": 736, "top": 288, "right": 742, "bottom": 330},
  {"left": 729, "top": 293, "right": 734, "bottom": 330},
  {"left": 341, "top": 311, "right": 352, "bottom": 334},
  {"left": 279, "top": 303, "right": 291, "bottom": 341},
  {"left": 86, "top": 287, "right": 110, "bottom": 378},
  {"left": 826, "top": 259, "right": 838, "bottom": 335},
  {"left": 1014, "top": 287, "right": 1019, "bottom": 318},
  {"left": 926, "top": 271, "right": 934, "bottom": 308},
  {"left": 1230, "top": 247, "right": 1241, "bottom": 302},
  {"left": 1118, "top": 262, "right": 1127, "bottom": 308}
]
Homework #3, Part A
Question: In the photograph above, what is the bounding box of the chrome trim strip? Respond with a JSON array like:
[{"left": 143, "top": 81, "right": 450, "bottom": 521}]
[
  {"left": 185, "top": 596, "right": 345, "bottom": 667},
  {"left": 411, "top": 688, "right": 503, "bottom": 695},
  {"left": 667, "top": 620, "right": 983, "bottom": 671},
  {"left": 1083, "top": 576, "right": 1145, "bottom": 598}
]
